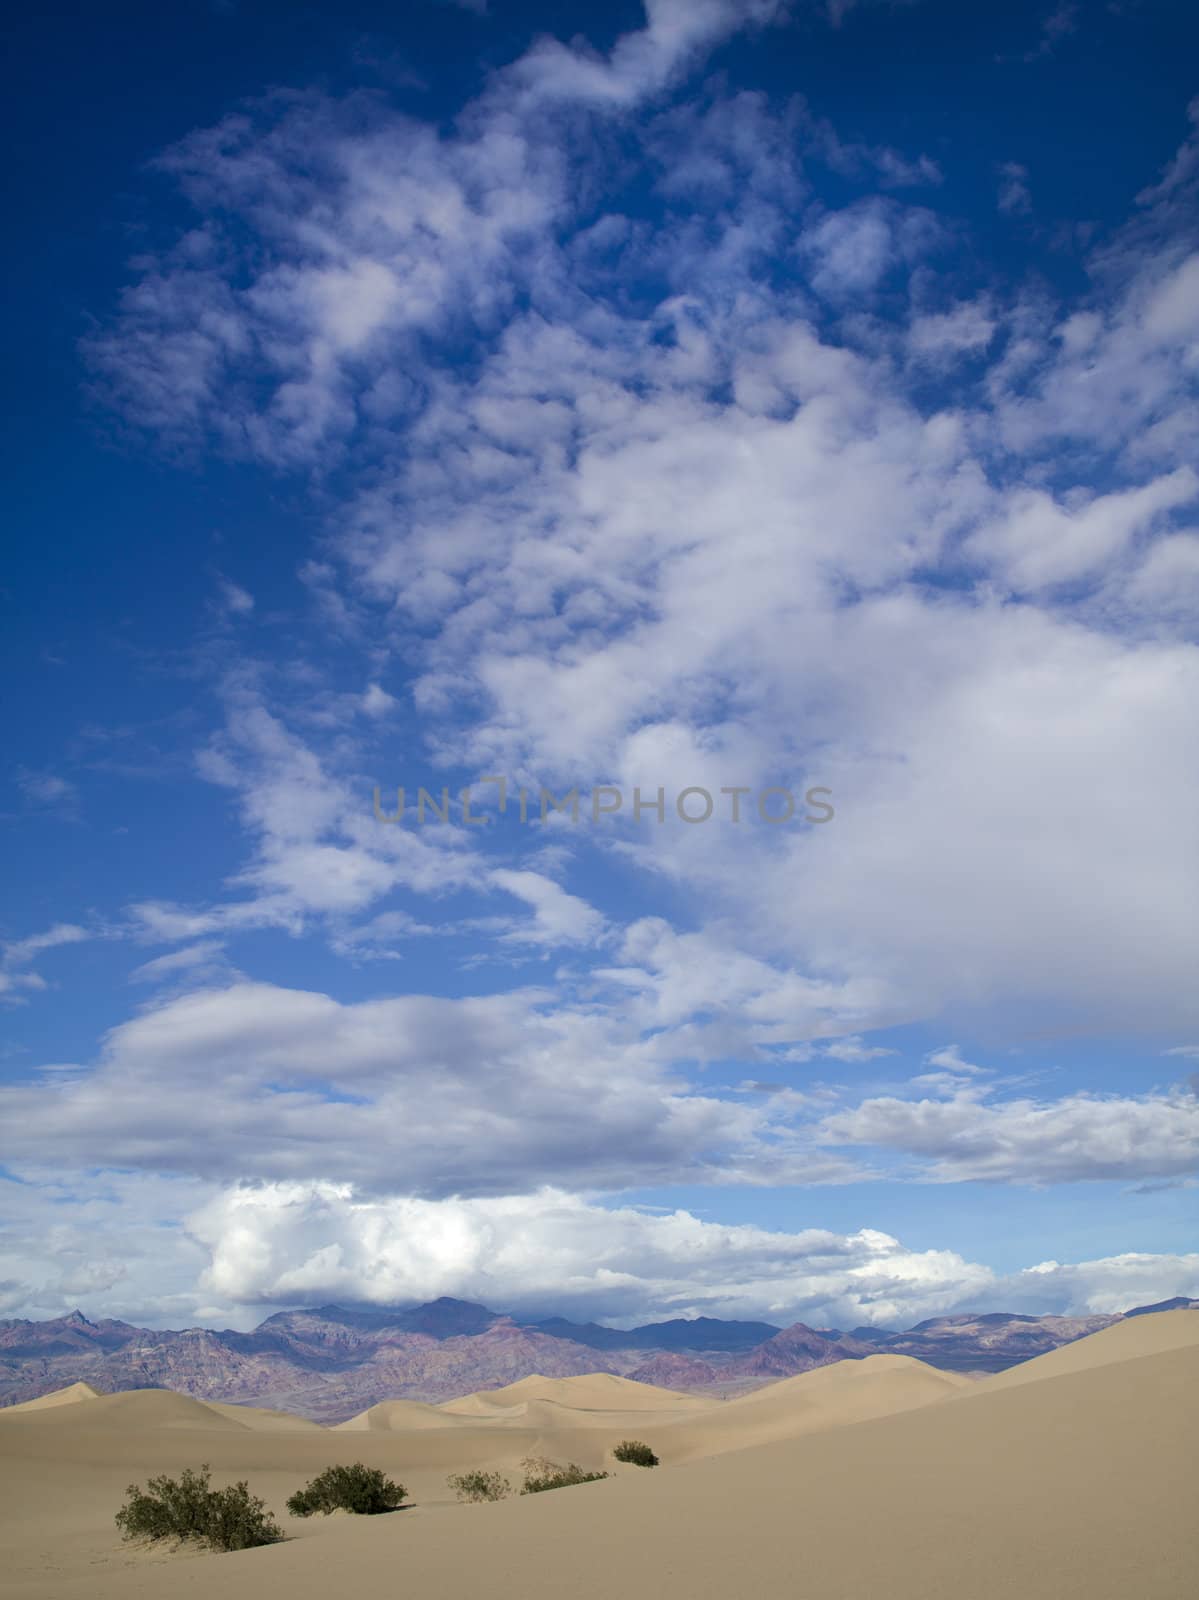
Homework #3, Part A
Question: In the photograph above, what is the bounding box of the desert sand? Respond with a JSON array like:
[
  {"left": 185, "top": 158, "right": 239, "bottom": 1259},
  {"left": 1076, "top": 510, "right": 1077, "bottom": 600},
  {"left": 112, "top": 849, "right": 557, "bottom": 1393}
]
[
  {"left": 2, "top": 1380, "right": 102, "bottom": 1412},
  {"left": 0, "top": 1309, "right": 1194, "bottom": 1599}
]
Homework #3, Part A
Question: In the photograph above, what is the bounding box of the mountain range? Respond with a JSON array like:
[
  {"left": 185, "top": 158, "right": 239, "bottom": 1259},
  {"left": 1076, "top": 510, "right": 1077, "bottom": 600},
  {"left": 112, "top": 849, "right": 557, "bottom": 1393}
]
[{"left": 1, "top": 1296, "right": 1194, "bottom": 1423}]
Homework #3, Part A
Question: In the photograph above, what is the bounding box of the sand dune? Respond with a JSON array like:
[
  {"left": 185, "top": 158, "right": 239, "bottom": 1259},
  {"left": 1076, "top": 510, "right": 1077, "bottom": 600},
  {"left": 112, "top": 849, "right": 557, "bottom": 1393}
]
[
  {"left": 439, "top": 1372, "right": 714, "bottom": 1416},
  {"left": 0, "top": 1312, "right": 1193, "bottom": 1599},
  {"left": 0, "top": 1387, "right": 330, "bottom": 1434},
  {"left": 975, "top": 1304, "right": 1199, "bottom": 1392},
  {"left": 202, "top": 1400, "right": 324, "bottom": 1432},
  {"left": 341, "top": 1373, "right": 713, "bottom": 1432},
  {"left": 656, "top": 1352, "right": 970, "bottom": 1462},
  {"left": 336, "top": 1398, "right": 484, "bottom": 1431},
  {"left": 0, "top": 1388, "right": 257, "bottom": 1432},
  {"left": 1, "top": 1381, "right": 102, "bottom": 1413}
]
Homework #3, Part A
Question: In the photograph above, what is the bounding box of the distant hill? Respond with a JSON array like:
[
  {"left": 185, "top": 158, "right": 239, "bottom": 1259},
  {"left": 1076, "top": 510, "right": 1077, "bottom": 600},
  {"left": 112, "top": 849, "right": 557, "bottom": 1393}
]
[
  {"left": 529, "top": 1315, "right": 783, "bottom": 1352},
  {"left": 0, "top": 1295, "right": 1192, "bottom": 1421},
  {"left": 1121, "top": 1296, "right": 1199, "bottom": 1317}
]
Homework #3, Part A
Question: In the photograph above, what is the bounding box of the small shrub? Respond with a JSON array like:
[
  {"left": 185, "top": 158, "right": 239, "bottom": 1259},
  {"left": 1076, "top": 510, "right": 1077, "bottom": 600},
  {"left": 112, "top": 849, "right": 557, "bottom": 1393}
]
[
  {"left": 115, "top": 1464, "right": 282, "bottom": 1553},
  {"left": 519, "top": 1455, "right": 609, "bottom": 1495},
  {"left": 286, "top": 1463, "right": 406, "bottom": 1517},
  {"left": 447, "top": 1469, "right": 511, "bottom": 1503},
  {"left": 612, "top": 1439, "right": 659, "bottom": 1467}
]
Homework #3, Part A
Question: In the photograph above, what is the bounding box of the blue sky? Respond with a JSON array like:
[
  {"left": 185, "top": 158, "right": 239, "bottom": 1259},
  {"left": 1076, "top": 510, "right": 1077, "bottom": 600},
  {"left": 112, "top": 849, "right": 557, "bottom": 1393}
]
[{"left": 1, "top": 0, "right": 1197, "bottom": 1332}]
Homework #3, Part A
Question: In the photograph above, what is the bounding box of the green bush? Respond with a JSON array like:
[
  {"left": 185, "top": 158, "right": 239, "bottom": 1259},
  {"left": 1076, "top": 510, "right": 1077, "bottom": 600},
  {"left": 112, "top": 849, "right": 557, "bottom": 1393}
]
[
  {"left": 286, "top": 1463, "right": 406, "bottom": 1517},
  {"left": 519, "top": 1455, "right": 610, "bottom": 1495},
  {"left": 115, "top": 1464, "right": 282, "bottom": 1553},
  {"left": 612, "top": 1439, "right": 659, "bottom": 1467},
  {"left": 447, "top": 1469, "right": 512, "bottom": 1503}
]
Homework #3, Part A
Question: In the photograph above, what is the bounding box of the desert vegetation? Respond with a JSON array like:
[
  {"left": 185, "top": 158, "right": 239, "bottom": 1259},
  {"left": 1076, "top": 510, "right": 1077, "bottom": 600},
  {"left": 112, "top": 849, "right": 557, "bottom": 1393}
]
[
  {"left": 447, "top": 1468, "right": 512, "bottom": 1502},
  {"left": 612, "top": 1439, "right": 659, "bottom": 1466},
  {"left": 287, "top": 1462, "right": 406, "bottom": 1516},
  {"left": 519, "top": 1455, "right": 610, "bottom": 1494},
  {"left": 114, "top": 1464, "right": 282, "bottom": 1552}
]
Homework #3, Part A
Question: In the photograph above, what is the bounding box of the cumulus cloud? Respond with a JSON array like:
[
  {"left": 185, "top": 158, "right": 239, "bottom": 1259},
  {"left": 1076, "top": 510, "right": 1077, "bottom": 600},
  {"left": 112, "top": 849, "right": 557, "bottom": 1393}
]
[
  {"left": 187, "top": 1183, "right": 994, "bottom": 1322},
  {"left": 507, "top": 0, "right": 788, "bottom": 110},
  {"left": 966, "top": 468, "right": 1199, "bottom": 593},
  {"left": 489, "top": 869, "right": 607, "bottom": 947},
  {"left": 0, "top": 979, "right": 809, "bottom": 1195},
  {"left": 3, "top": 979, "right": 1194, "bottom": 1200},
  {"left": 820, "top": 1085, "right": 1199, "bottom": 1185},
  {"left": 182, "top": 1182, "right": 1199, "bottom": 1325},
  {"left": 1, "top": 1167, "right": 1194, "bottom": 1329},
  {"left": 361, "top": 681, "right": 398, "bottom": 717}
]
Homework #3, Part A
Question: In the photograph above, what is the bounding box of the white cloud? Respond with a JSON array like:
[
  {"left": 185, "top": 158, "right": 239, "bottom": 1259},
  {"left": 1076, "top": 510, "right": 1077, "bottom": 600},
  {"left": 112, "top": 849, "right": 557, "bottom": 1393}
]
[
  {"left": 3, "top": 923, "right": 89, "bottom": 965},
  {"left": 128, "top": 941, "right": 231, "bottom": 985},
  {"left": 0, "top": 1170, "right": 214, "bottom": 1326},
  {"left": 820, "top": 1085, "right": 1199, "bottom": 1184},
  {"left": 995, "top": 248, "right": 1199, "bottom": 466},
  {"left": 2, "top": 1167, "right": 1192, "bottom": 1329},
  {"left": 800, "top": 199, "right": 917, "bottom": 297},
  {"left": 42, "top": 12, "right": 1199, "bottom": 1330},
  {"left": 2, "top": 977, "right": 1193, "bottom": 1196},
  {"left": 0, "top": 923, "right": 90, "bottom": 1006},
  {"left": 183, "top": 1182, "right": 1199, "bottom": 1325},
  {"left": 966, "top": 468, "right": 1199, "bottom": 593},
  {"left": 907, "top": 300, "right": 996, "bottom": 363},
  {"left": 84, "top": 86, "right": 1199, "bottom": 1056},
  {"left": 489, "top": 869, "right": 607, "bottom": 947},
  {"left": 821, "top": 1036, "right": 897, "bottom": 1063},
  {"left": 361, "top": 681, "right": 398, "bottom": 717},
  {"left": 1137, "top": 96, "right": 1199, "bottom": 209},
  {"left": 127, "top": 679, "right": 482, "bottom": 939},
  {"left": 997, "top": 160, "right": 1031, "bottom": 215},
  {"left": 508, "top": 0, "right": 788, "bottom": 111},
  {"left": 218, "top": 578, "right": 254, "bottom": 615},
  {"left": 0, "top": 979, "right": 805, "bottom": 1195}
]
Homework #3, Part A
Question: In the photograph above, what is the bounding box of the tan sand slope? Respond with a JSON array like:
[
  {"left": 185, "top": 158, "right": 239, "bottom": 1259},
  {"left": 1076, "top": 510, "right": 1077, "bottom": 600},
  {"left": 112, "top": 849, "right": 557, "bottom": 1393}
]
[
  {"left": 976, "top": 1304, "right": 1199, "bottom": 1392},
  {"left": 0, "top": 1388, "right": 257, "bottom": 1432},
  {"left": 202, "top": 1399, "right": 324, "bottom": 1432},
  {"left": 0, "top": 1312, "right": 1191, "bottom": 1600},
  {"left": 1, "top": 1381, "right": 102, "bottom": 1413},
  {"left": 0, "top": 1388, "right": 332, "bottom": 1434},
  {"left": 656, "top": 1352, "right": 971, "bottom": 1463},
  {"left": 340, "top": 1372, "right": 714, "bottom": 1432},
  {"left": 336, "top": 1398, "right": 486, "bottom": 1432},
  {"left": 439, "top": 1371, "right": 714, "bottom": 1416}
]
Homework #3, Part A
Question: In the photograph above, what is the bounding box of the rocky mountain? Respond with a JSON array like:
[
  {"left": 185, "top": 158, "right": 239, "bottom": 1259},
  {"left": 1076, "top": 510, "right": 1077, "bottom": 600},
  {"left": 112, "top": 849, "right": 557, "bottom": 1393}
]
[
  {"left": 623, "top": 1352, "right": 724, "bottom": 1389},
  {"left": 725, "top": 1321, "right": 876, "bottom": 1378},
  {"left": 529, "top": 1315, "right": 783, "bottom": 1352},
  {"left": 0, "top": 1297, "right": 1192, "bottom": 1421}
]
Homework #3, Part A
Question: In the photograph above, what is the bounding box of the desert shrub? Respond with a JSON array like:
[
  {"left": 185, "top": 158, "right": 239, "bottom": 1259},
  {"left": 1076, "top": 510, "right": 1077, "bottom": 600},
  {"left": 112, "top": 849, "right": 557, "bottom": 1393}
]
[
  {"left": 612, "top": 1439, "right": 659, "bottom": 1467},
  {"left": 519, "top": 1455, "right": 610, "bottom": 1495},
  {"left": 115, "top": 1464, "right": 282, "bottom": 1552},
  {"left": 447, "top": 1469, "right": 511, "bottom": 1503},
  {"left": 286, "top": 1463, "right": 406, "bottom": 1517}
]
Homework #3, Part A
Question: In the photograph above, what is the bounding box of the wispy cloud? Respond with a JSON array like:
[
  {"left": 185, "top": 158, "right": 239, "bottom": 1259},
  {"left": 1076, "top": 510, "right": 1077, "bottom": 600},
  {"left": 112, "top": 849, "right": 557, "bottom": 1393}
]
[{"left": 0, "top": 923, "right": 90, "bottom": 1005}]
